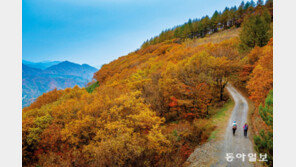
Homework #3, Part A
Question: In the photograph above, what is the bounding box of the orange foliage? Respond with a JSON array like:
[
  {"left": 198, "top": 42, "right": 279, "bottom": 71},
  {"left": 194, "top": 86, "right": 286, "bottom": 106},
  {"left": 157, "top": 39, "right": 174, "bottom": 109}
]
[
  {"left": 23, "top": 31, "right": 273, "bottom": 166},
  {"left": 248, "top": 46, "right": 263, "bottom": 65},
  {"left": 247, "top": 38, "right": 273, "bottom": 105},
  {"left": 23, "top": 88, "right": 64, "bottom": 112}
]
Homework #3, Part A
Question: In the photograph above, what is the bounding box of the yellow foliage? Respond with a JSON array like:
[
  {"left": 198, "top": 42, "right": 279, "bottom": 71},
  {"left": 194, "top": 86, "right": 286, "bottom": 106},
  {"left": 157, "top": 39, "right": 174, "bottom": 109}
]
[{"left": 23, "top": 28, "right": 272, "bottom": 166}]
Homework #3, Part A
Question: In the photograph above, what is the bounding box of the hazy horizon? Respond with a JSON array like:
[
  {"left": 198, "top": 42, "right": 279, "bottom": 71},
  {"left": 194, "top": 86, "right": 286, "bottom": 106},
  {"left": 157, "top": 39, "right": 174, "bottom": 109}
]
[{"left": 22, "top": 59, "right": 100, "bottom": 69}]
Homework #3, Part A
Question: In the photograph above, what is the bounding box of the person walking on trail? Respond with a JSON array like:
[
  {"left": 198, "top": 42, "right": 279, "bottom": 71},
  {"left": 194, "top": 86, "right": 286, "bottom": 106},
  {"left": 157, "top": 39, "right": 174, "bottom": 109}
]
[
  {"left": 232, "top": 121, "right": 237, "bottom": 135},
  {"left": 243, "top": 123, "right": 248, "bottom": 137}
]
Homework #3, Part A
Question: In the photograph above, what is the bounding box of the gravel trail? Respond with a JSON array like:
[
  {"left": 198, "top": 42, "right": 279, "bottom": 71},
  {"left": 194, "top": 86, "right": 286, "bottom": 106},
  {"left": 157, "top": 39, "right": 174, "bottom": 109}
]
[{"left": 186, "top": 85, "right": 255, "bottom": 167}]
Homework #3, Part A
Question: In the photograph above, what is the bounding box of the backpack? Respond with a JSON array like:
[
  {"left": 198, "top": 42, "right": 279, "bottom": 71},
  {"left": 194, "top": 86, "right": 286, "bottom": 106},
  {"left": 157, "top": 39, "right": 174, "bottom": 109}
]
[
  {"left": 232, "top": 124, "right": 237, "bottom": 129},
  {"left": 244, "top": 125, "right": 248, "bottom": 130}
]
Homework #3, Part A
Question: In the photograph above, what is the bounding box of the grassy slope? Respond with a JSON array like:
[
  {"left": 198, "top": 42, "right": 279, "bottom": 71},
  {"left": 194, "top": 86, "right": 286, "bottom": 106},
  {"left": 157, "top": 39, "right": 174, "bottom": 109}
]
[
  {"left": 185, "top": 28, "right": 241, "bottom": 48},
  {"left": 208, "top": 99, "right": 235, "bottom": 141}
]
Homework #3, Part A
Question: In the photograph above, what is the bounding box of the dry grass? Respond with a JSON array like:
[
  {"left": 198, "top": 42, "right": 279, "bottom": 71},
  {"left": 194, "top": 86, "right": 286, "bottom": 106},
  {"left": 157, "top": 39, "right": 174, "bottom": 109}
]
[{"left": 184, "top": 28, "right": 241, "bottom": 48}]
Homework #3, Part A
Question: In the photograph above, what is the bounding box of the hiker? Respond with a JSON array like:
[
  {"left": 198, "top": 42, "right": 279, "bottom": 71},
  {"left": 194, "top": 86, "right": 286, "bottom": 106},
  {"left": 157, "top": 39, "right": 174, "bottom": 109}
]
[
  {"left": 243, "top": 123, "right": 248, "bottom": 137},
  {"left": 232, "top": 121, "right": 237, "bottom": 135}
]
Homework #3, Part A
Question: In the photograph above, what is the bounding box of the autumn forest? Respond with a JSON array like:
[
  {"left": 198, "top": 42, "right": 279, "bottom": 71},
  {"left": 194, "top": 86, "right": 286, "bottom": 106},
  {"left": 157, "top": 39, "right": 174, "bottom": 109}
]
[{"left": 23, "top": 0, "right": 273, "bottom": 166}]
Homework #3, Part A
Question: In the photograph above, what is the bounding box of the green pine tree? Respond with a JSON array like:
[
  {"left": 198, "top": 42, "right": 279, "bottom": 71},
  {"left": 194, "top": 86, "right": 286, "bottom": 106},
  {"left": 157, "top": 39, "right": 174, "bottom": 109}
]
[
  {"left": 211, "top": 11, "right": 220, "bottom": 32},
  {"left": 254, "top": 90, "right": 273, "bottom": 166},
  {"left": 239, "top": 9, "right": 272, "bottom": 51}
]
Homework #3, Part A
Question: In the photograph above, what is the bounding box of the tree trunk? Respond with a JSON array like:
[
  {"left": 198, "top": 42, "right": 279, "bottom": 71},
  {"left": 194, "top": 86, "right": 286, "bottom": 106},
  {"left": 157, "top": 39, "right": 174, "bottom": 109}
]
[
  {"left": 220, "top": 86, "right": 224, "bottom": 101},
  {"left": 219, "top": 81, "right": 228, "bottom": 101}
]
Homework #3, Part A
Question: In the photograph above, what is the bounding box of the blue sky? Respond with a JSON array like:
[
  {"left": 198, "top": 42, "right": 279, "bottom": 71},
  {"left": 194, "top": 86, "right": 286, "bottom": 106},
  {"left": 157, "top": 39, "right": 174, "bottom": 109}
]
[{"left": 23, "top": 0, "right": 244, "bottom": 68}]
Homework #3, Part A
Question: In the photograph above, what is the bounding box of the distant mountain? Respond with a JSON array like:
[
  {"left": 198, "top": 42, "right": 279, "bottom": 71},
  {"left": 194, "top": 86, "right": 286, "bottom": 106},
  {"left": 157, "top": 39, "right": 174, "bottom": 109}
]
[
  {"left": 22, "top": 61, "right": 98, "bottom": 107},
  {"left": 44, "top": 61, "right": 98, "bottom": 79},
  {"left": 22, "top": 60, "right": 61, "bottom": 70}
]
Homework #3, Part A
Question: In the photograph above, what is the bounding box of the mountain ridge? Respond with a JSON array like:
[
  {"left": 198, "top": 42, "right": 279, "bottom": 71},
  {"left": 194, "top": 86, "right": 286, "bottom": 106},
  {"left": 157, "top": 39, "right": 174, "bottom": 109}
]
[
  {"left": 22, "top": 60, "right": 98, "bottom": 107},
  {"left": 43, "top": 61, "right": 97, "bottom": 79}
]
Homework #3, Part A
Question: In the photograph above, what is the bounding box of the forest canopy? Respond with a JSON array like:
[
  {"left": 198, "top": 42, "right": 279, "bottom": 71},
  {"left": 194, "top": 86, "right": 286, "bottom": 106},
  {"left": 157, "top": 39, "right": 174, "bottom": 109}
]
[{"left": 23, "top": 1, "right": 273, "bottom": 166}]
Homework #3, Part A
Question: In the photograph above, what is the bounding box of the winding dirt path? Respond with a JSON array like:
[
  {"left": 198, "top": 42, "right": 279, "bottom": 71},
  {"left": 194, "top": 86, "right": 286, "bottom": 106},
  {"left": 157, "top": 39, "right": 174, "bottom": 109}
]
[{"left": 186, "top": 85, "right": 255, "bottom": 167}]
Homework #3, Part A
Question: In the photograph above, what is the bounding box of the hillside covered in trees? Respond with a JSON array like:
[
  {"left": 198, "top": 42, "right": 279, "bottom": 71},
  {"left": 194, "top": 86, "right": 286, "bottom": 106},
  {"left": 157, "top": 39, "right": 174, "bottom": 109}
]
[
  {"left": 141, "top": 0, "right": 272, "bottom": 49},
  {"left": 22, "top": 0, "right": 273, "bottom": 166}
]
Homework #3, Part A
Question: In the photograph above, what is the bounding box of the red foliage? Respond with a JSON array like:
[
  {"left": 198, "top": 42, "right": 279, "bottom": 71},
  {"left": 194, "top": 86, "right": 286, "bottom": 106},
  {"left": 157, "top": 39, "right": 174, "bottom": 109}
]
[
  {"left": 184, "top": 113, "right": 196, "bottom": 122},
  {"left": 179, "top": 144, "right": 192, "bottom": 161},
  {"left": 169, "top": 96, "right": 178, "bottom": 107},
  {"left": 34, "top": 148, "right": 44, "bottom": 157}
]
